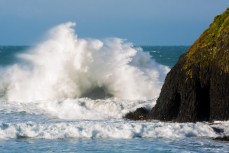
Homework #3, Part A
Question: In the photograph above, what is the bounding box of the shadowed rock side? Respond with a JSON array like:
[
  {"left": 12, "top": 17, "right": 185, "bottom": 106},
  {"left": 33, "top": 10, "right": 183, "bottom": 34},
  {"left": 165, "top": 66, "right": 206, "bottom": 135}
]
[{"left": 151, "top": 8, "right": 229, "bottom": 122}]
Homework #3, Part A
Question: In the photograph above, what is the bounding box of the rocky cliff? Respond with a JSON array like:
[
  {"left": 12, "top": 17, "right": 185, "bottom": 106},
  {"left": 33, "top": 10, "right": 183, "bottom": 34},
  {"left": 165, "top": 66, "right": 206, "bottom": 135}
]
[{"left": 151, "top": 8, "right": 229, "bottom": 122}]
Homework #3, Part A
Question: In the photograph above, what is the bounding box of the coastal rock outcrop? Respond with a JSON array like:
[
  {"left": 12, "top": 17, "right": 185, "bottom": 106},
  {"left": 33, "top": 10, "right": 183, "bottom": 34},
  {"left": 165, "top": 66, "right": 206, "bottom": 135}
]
[
  {"left": 124, "top": 107, "right": 150, "bottom": 120},
  {"left": 151, "top": 8, "right": 229, "bottom": 122}
]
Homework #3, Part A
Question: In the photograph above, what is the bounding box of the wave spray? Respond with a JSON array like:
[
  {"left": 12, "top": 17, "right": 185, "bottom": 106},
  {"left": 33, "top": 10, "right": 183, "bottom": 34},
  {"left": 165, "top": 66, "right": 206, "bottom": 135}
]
[{"left": 0, "top": 22, "right": 169, "bottom": 102}]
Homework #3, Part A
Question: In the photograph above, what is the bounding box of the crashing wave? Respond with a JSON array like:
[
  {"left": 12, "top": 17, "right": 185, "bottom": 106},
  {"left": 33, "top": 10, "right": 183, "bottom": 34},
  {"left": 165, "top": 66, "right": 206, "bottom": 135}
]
[{"left": 0, "top": 22, "right": 169, "bottom": 102}]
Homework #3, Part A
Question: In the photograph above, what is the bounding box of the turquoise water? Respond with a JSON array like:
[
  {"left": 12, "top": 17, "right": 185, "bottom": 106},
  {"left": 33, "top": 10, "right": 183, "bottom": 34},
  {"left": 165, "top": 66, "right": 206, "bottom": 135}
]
[
  {"left": 0, "top": 46, "right": 188, "bottom": 67},
  {"left": 0, "top": 46, "right": 228, "bottom": 153},
  {"left": 142, "top": 46, "right": 189, "bottom": 67},
  {"left": 0, "top": 46, "right": 28, "bottom": 66}
]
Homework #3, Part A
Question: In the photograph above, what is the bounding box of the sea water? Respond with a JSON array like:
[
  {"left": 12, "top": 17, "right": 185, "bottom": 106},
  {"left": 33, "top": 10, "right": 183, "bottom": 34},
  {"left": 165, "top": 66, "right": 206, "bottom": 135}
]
[{"left": 0, "top": 22, "right": 228, "bottom": 153}]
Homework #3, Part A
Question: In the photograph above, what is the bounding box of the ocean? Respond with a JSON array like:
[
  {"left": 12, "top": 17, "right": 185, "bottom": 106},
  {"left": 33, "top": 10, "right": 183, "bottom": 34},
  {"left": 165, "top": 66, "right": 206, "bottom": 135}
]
[{"left": 0, "top": 23, "right": 228, "bottom": 153}]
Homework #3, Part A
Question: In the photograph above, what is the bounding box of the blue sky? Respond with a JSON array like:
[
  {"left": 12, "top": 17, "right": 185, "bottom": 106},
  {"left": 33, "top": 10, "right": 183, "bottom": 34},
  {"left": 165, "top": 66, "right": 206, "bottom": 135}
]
[{"left": 0, "top": 0, "right": 228, "bottom": 45}]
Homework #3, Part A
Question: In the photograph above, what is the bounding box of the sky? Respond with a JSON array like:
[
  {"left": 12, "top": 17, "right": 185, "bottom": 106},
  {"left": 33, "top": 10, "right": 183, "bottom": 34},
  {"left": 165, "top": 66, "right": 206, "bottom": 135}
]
[{"left": 0, "top": 0, "right": 228, "bottom": 46}]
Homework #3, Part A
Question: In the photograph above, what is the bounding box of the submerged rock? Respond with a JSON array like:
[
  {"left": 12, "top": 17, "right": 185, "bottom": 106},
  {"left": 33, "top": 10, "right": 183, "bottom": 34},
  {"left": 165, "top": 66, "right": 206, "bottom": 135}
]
[
  {"left": 151, "top": 8, "right": 229, "bottom": 122},
  {"left": 124, "top": 107, "right": 150, "bottom": 120},
  {"left": 213, "top": 136, "right": 229, "bottom": 142}
]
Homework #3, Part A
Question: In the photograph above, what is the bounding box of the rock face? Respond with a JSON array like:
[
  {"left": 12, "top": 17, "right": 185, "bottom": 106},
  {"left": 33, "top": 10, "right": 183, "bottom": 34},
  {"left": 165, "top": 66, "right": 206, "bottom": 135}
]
[{"left": 151, "top": 8, "right": 229, "bottom": 122}]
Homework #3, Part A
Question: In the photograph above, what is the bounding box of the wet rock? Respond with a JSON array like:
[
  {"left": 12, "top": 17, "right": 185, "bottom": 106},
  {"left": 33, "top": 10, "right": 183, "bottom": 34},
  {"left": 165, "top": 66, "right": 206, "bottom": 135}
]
[{"left": 124, "top": 107, "right": 150, "bottom": 120}]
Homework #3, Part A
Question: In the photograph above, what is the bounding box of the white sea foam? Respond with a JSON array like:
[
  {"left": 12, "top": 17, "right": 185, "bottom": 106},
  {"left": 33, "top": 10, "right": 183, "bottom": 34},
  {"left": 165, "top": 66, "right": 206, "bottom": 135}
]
[
  {"left": 0, "top": 98, "right": 155, "bottom": 120},
  {"left": 0, "top": 120, "right": 222, "bottom": 139},
  {"left": 0, "top": 22, "right": 169, "bottom": 102},
  {"left": 0, "top": 98, "right": 227, "bottom": 140},
  {"left": 36, "top": 98, "right": 154, "bottom": 120}
]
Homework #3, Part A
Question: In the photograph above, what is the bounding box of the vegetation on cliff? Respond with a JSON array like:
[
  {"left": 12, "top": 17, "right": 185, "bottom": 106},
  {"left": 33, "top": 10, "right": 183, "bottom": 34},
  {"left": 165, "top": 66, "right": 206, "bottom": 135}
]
[
  {"left": 184, "top": 8, "right": 229, "bottom": 77},
  {"left": 150, "top": 8, "right": 229, "bottom": 122}
]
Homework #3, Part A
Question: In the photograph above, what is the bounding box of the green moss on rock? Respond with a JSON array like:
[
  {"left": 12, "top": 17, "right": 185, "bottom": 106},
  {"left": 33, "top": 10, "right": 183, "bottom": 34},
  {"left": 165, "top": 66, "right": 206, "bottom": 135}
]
[
  {"left": 183, "top": 8, "right": 229, "bottom": 77},
  {"left": 151, "top": 8, "right": 229, "bottom": 122}
]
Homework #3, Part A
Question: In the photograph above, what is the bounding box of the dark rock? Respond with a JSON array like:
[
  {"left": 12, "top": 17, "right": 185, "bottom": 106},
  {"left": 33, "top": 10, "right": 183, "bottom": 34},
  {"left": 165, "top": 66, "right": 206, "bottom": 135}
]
[
  {"left": 124, "top": 107, "right": 150, "bottom": 120},
  {"left": 212, "top": 127, "right": 224, "bottom": 134},
  {"left": 151, "top": 8, "right": 229, "bottom": 122},
  {"left": 213, "top": 136, "right": 229, "bottom": 141}
]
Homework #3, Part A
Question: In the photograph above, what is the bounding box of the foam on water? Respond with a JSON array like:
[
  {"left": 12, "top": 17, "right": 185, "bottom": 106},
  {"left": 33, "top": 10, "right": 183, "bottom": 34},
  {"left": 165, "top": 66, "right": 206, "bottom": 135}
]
[
  {"left": 0, "top": 22, "right": 169, "bottom": 102},
  {"left": 1, "top": 120, "right": 226, "bottom": 140},
  {"left": 37, "top": 98, "right": 156, "bottom": 120},
  {"left": 0, "top": 98, "right": 155, "bottom": 120},
  {"left": 0, "top": 99, "right": 228, "bottom": 140}
]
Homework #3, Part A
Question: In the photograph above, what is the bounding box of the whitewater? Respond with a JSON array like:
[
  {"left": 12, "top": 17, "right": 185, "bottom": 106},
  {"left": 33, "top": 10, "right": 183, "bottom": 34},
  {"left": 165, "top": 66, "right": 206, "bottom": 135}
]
[
  {"left": 0, "top": 22, "right": 228, "bottom": 152},
  {"left": 0, "top": 22, "right": 169, "bottom": 102}
]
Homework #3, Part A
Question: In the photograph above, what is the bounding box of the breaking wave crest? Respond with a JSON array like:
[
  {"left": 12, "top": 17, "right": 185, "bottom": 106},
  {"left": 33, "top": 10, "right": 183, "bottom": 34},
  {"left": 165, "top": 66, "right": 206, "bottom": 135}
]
[
  {"left": 1, "top": 120, "right": 226, "bottom": 139},
  {"left": 0, "top": 22, "right": 169, "bottom": 102}
]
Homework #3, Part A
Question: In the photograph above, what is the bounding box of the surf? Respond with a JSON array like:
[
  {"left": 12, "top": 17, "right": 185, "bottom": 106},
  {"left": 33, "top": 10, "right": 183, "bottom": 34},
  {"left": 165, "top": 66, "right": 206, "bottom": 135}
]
[{"left": 0, "top": 22, "right": 169, "bottom": 102}]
